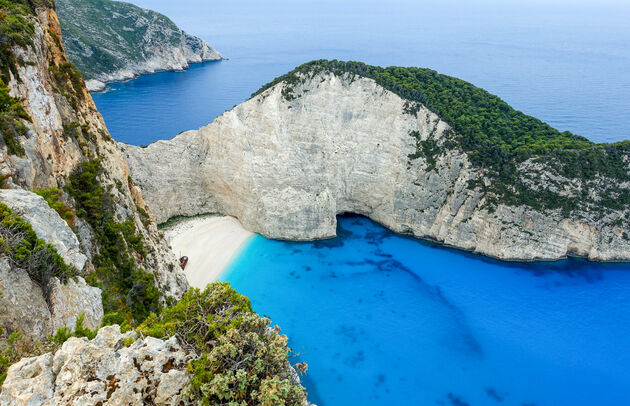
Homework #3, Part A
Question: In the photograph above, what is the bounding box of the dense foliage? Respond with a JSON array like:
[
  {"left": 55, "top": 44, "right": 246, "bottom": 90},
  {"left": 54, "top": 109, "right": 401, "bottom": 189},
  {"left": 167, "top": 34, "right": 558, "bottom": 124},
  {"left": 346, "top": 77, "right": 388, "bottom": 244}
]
[
  {"left": 0, "top": 201, "right": 73, "bottom": 301},
  {"left": 139, "top": 283, "right": 307, "bottom": 405},
  {"left": 0, "top": 0, "right": 35, "bottom": 156},
  {"left": 66, "top": 160, "right": 161, "bottom": 326},
  {"left": 254, "top": 60, "right": 630, "bottom": 215}
]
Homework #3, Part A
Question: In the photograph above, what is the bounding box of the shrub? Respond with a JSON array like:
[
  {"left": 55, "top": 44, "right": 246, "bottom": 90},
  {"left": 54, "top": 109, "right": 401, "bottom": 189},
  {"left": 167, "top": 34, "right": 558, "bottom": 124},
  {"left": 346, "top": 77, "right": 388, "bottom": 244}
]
[
  {"left": 139, "top": 283, "right": 307, "bottom": 405},
  {"left": 34, "top": 188, "right": 76, "bottom": 228},
  {"left": 66, "top": 160, "right": 160, "bottom": 325},
  {"left": 0, "top": 202, "right": 74, "bottom": 301},
  {"left": 0, "top": 80, "right": 31, "bottom": 157}
]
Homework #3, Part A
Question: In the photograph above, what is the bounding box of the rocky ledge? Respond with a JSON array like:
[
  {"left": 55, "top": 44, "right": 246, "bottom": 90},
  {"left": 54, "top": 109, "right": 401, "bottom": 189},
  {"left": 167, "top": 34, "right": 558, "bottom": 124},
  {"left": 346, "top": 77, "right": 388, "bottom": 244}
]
[
  {"left": 57, "top": 0, "right": 222, "bottom": 92},
  {"left": 121, "top": 61, "right": 630, "bottom": 262},
  {"left": 0, "top": 325, "right": 191, "bottom": 405}
]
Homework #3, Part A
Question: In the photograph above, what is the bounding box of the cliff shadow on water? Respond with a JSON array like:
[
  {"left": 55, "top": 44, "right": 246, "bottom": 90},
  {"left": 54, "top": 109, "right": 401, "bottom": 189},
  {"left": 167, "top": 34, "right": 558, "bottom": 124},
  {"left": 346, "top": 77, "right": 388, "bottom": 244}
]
[{"left": 331, "top": 213, "right": 630, "bottom": 279}]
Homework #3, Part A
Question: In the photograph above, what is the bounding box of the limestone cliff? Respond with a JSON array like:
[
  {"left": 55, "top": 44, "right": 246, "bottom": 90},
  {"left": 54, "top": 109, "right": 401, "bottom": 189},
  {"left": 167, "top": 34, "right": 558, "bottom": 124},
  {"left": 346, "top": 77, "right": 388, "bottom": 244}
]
[
  {"left": 57, "top": 0, "right": 222, "bottom": 92},
  {"left": 122, "top": 61, "right": 630, "bottom": 262},
  {"left": 0, "top": 0, "right": 187, "bottom": 330}
]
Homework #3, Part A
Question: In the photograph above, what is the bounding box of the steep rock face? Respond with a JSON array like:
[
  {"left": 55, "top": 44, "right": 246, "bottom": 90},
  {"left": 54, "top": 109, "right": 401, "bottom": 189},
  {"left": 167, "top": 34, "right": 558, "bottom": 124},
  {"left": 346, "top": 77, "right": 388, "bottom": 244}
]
[
  {"left": 0, "top": 190, "right": 102, "bottom": 339},
  {"left": 0, "top": 189, "right": 86, "bottom": 271},
  {"left": 122, "top": 71, "right": 630, "bottom": 261},
  {"left": 0, "top": 258, "right": 102, "bottom": 342},
  {"left": 0, "top": 5, "right": 187, "bottom": 306},
  {"left": 0, "top": 325, "right": 192, "bottom": 405},
  {"left": 0, "top": 259, "right": 52, "bottom": 342},
  {"left": 57, "top": 0, "right": 222, "bottom": 92},
  {"left": 48, "top": 276, "right": 103, "bottom": 334}
]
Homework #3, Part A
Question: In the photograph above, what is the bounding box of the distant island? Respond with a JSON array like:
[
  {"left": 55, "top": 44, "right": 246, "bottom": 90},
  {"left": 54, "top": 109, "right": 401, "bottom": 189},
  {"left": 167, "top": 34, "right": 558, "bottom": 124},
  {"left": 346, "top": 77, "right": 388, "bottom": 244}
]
[
  {"left": 123, "top": 60, "right": 630, "bottom": 262},
  {"left": 56, "top": 0, "right": 222, "bottom": 92}
]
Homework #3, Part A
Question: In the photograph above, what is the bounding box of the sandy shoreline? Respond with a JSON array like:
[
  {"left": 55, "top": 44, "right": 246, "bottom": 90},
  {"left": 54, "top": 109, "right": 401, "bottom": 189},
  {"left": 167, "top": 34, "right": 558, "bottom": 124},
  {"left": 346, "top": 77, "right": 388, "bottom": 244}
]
[{"left": 163, "top": 215, "right": 254, "bottom": 288}]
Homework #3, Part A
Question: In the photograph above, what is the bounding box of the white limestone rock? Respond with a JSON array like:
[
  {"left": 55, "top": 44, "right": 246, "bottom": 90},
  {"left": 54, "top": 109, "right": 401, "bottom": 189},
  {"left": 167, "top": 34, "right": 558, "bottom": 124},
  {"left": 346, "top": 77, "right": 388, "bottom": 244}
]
[
  {"left": 0, "top": 259, "right": 52, "bottom": 343},
  {"left": 1, "top": 7, "right": 188, "bottom": 301},
  {"left": 49, "top": 276, "right": 103, "bottom": 332},
  {"left": 122, "top": 71, "right": 630, "bottom": 262},
  {"left": 0, "top": 189, "right": 87, "bottom": 271},
  {"left": 0, "top": 325, "right": 193, "bottom": 405}
]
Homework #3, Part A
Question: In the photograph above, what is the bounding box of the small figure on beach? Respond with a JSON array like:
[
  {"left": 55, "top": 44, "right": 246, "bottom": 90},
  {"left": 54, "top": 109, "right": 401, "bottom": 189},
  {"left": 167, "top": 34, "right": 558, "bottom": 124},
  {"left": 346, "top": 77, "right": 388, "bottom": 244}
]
[{"left": 180, "top": 256, "right": 189, "bottom": 270}]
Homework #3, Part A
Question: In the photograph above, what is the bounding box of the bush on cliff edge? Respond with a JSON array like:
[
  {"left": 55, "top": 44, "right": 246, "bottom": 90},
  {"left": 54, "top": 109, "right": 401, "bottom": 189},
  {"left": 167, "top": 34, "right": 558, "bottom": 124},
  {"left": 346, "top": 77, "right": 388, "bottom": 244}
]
[{"left": 139, "top": 282, "right": 307, "bottom": 406}]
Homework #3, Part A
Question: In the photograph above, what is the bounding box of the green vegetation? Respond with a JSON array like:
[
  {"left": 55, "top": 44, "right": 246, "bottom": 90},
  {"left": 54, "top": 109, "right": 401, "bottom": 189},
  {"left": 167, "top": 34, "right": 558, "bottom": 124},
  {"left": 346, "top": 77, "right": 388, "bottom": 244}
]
[
  {"left": 0, "top": 0, "right": 35, "bottom": 84},
  {"left": 35, "top": 188, "right": 76, "bottom": 228},
  {"left": 57, "top": 0, "right": 187, "bottom": 80},
  {"left": 158, "top": 212, "right": 219, "bottom": 230},
  {"left": 52, "top": 313, "right": 98, "bottom": 344},
  {"left": 0, "top": 201, "right": 74, "bottom": 301},
  {"left": 0, "top": 0, "right": 55, "bottom": 81},
  {"left": 0, "top": 0, "right": 34, "bottom": 157},
  {"left": 139, "top": 283, "right": 306, "bottom": 405},
  {"left": 0, "top": 80, "right": 29, "bottom": 156},
  {"left": 66, "top": 160, "right": 161, "bottom": 326},
  {"left": 49, "top": 61, "right": 86, "bottom": 109},
  {"left": 254, "top": 60, "right": 630, "bottom": 216}
]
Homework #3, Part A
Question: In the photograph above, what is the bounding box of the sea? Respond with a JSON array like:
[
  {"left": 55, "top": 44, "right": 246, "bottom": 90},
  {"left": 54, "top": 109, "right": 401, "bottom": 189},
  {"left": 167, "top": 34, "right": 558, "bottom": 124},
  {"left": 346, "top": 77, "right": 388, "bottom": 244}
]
[{"left": 90, "top": 1, "right": 630, "bottom": 404}]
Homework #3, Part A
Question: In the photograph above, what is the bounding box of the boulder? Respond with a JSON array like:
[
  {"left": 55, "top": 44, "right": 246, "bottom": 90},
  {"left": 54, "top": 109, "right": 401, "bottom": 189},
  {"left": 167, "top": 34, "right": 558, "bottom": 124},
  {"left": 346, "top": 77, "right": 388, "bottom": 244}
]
[
  {"left": 0, "top": 325, "right": 192, "bottom": 405},
  {"left": 0, "top": 189, "right": 87, "bottom": 272}
]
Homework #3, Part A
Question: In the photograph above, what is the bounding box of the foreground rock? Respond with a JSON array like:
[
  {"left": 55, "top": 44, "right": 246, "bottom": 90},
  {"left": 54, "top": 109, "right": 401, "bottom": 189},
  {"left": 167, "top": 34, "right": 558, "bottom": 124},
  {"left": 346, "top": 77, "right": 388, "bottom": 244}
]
[
  {"left": 57, "top": 0, "right": 222, "bottom": 92},
  {"left": 0, "top": 189, "right": 87, "bottom": 271},
  {"left": 0, "top": 189, "right": 103, "bottom": 340},
  {"left": 0, "top": 256, "right": 103, "bottom": 342},
  {"left": 122, "top": 64, "right": 630, "bottom": 262},
  {"left": 0, "top": 325, "right": 192, "bottom": 405}
]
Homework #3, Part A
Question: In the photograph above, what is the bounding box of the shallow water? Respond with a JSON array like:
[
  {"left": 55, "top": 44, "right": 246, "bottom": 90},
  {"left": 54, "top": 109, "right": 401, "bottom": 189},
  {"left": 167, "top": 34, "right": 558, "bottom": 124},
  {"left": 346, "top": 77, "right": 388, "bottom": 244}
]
[
  {"left": 92, "top": 0, "right": 630, "bottom": 145},
  {"left": 221, "top": 215, "right": 630, "bottom": 406}
]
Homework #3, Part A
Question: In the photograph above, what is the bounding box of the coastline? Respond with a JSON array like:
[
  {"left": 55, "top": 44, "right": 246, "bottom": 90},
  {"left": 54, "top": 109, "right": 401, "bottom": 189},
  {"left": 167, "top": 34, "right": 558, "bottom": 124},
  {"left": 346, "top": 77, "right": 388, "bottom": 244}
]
[
  {"left": 163, "top": 214, "right": 254, "bottom": 288},
  {"left": 87, "top": 59, "right": 225, "bottom": 93}
]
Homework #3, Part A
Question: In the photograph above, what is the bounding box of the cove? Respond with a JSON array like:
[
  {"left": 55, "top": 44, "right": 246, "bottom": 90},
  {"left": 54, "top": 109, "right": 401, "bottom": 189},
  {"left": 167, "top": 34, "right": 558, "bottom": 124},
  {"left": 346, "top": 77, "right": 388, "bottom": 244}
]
[{"left": 220, "top": 215, "right": 630, "bottom": 406}]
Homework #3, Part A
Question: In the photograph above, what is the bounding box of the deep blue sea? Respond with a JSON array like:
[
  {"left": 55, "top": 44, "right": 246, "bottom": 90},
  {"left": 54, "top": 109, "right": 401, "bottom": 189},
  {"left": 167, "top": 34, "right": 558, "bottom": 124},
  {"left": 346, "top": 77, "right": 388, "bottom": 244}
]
[
  {"left": 93, "top": 0, "right": 630, "bottom": 145},
  {"left": 90, "top": 1, "right": 630, "bottom": 404}
]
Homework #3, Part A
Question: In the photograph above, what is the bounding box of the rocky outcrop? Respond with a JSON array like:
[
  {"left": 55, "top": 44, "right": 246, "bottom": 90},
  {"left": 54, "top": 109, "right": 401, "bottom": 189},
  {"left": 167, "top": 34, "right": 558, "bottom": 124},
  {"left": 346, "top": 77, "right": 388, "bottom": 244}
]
[
  {"left": 0, "top": 325, "right": 192, "bottom": 405},
  {"left": 122, "top": 70, "right": 630, "bottom": 262},
  {"left": 0, "top": 189, "right": 87, "bottom": 271},
  {"left": 0, "top": 259, "right": 52, "bottom": 342},
  {"left": 48, "top": 277, "right": 103, "bottom": 334},
  {"left": 57, "top": 0, "right": 222, "bottom": 92},
  {"left": 0, "top": 4, "right": 187, "bottom": 304},
  {"left": 0, "top": 258, "right": 102, "bottom": 342},
  {"left": 0, "top": 189, "right": 102, "bottom": 340}
]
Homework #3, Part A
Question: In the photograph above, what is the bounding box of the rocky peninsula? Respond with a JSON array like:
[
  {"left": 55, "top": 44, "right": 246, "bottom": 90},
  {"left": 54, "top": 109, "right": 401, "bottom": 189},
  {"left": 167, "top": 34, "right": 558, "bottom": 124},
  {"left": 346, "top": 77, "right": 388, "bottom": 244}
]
[
  {"left": 122, "top": 60, "right": 630, "bottom": 262},
  {"left": 56, "top": 0, "right": 222, "bottom": 92}
]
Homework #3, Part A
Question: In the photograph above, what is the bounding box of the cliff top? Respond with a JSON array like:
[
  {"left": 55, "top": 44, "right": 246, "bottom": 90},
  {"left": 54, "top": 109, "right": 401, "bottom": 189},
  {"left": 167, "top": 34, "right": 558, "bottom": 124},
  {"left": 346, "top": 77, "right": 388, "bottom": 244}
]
[{"left": 254, "top": 60, "right": 630, "bottom": 217}]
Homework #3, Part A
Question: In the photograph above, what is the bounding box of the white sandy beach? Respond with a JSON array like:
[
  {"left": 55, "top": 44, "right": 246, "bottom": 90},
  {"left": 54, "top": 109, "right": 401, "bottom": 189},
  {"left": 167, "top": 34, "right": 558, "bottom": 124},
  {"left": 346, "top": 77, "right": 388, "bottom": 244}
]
[{"left": 164, "top": 215, "right": 254, "bottom": 288}]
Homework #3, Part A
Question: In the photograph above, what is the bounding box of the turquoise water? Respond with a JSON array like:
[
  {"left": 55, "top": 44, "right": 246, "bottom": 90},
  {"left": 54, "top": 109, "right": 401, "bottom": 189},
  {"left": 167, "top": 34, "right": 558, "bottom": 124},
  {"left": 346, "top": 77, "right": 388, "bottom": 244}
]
[
  {"left": 221, "top": 215, "right": 630, "bottom": 406},
  {"left": 92, "top": 0, "right": 630, "bottom": 145}
]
